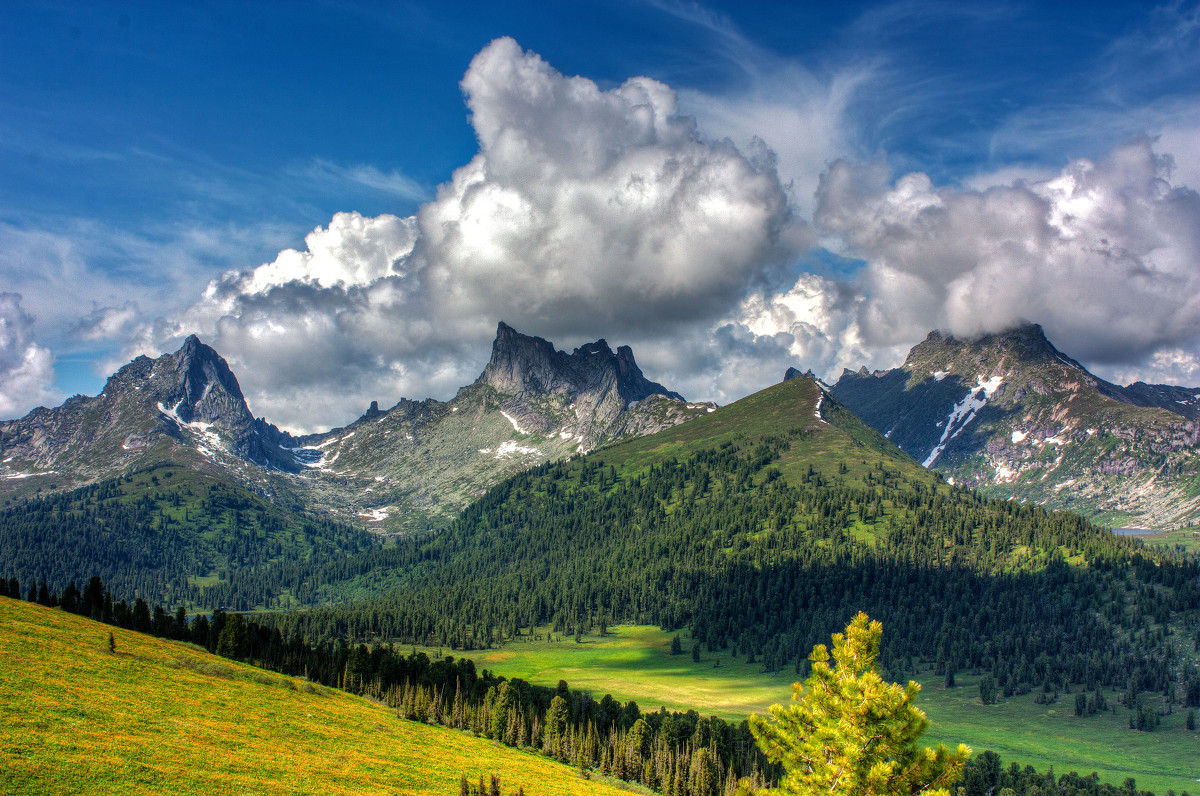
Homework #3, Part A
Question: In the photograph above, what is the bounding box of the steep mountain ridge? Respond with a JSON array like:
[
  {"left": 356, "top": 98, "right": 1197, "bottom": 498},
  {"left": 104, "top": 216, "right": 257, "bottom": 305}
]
[
  {"left": 478, "top": 321, "right": 690, "bottom": 451},
  {"left": 0, "top": 335, "right": 302, "bottom": 493},
  {"left": 830, "top": 323, "right": 1200, "bottom": 528},
  {"left": 0, "top": 324, "right": 709, "bottom": 532}
]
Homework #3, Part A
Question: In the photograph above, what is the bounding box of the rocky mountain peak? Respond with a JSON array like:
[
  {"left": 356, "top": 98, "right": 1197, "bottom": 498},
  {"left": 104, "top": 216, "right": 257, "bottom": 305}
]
[
  {"left": 479, "top": 322, "right": 683, "bottom": 405},
  {"left": 784, "top": 367, "right": 823, "bottom": 383},
  {"left": 906, "top": 322, "right": 1062, "bottom": 370},
  {"left": 166, "top": 335, "right": 249, "bottom": 425},
  {"left": 831, "top": 323, "right": 1200, "bottom": 528},
  {"left": 482, "top": 322, "right": 562, "bottom": 395}
]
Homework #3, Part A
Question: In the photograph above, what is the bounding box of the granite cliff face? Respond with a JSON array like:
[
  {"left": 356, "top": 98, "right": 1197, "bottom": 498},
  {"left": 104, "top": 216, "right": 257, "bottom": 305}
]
[
  {"left": 829, "top": 323, "right": 1200, "bottom": 529},
  {"left": 0, "top": 324, "right": 709, "bottom": 532},
  {"left": 477, "top": 322, "right": 690, "bottom": 452}
]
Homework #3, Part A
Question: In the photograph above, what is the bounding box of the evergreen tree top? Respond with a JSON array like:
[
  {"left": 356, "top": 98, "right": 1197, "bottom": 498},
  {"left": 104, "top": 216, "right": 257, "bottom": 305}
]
[{"left": 748, "top": 612, "right": 971, "bottom": 795}]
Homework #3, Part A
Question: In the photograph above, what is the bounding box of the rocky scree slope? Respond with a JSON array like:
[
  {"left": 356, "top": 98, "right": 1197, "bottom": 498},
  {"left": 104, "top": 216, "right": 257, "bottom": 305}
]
[{"left": 829, "top": 323, "right": 1200, "bottom": 529}]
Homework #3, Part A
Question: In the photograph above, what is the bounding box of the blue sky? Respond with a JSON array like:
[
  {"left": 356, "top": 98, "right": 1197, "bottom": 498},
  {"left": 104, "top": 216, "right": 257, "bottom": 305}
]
[{"left": 1, "top": 1, "right": 1198, "bottom": 430}]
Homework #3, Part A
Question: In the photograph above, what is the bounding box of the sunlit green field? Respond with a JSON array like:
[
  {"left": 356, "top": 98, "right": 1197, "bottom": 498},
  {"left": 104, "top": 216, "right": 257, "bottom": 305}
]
[
  {"left": 1129, "top": 525, "right": 1200, "bottom": 555},
  {"left": 454, "top": 625, "right": 795, "bottom": 717},
  {"left": 435, "top": 624, "right": 1200, "bottom": 795},
  {"left": 0, "top": 598, "right": 641, "bottom": 796}
]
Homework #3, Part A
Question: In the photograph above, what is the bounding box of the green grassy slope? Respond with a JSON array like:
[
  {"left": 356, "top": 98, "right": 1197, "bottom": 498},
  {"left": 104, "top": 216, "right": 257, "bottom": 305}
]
[
  {"left": 0, "top": 596, "right": 641, "bottom": 796},
  {"left": 603, "top": 377, "right": 933, "bottom": 489}
]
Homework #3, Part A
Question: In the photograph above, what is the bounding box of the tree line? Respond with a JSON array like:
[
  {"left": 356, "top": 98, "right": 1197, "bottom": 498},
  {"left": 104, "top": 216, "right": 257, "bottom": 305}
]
[{"left": 0, "top": 464, "right": 378, "bottom": 609}]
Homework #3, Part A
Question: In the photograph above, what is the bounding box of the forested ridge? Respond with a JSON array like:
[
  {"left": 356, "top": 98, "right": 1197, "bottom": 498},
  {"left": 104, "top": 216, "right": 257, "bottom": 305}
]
[
  {"left": 260, "top": 419, "right": 1200, "bottom": 714},
  {"left": 0, "top": 463, "right": 378, "bottom": 609}
]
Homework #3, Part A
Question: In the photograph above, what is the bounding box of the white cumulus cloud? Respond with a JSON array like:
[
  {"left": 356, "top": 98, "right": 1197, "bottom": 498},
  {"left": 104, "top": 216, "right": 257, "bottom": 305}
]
[
  {"left": 806, "top": 138, "right": 1200, "bottom": 371},
  {"left": 127, "top": 37, "right": 803, "bottom": 432},
  {"left": 0, "top": 293, "right": 60, "bottom": 419}
]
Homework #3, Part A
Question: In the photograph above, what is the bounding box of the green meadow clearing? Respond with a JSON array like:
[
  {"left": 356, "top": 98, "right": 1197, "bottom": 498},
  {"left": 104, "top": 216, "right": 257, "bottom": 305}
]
[
  {"left": 1130, "top": 525, "right": 1200, "bottom": 555},
  {"left": 431, "top": 624, "right": 1200, "bottom": 795},
  {"left": 0, "top": 598, "right": 643, "bottom": 796}
]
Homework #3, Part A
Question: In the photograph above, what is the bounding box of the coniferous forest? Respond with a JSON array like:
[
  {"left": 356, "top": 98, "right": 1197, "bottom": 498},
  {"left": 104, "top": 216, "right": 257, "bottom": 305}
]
[
  {"left": 252, "top": 440, "right": 1200, "bottom": 714},
  {"left": 0, "top": 465, "right": 379, "bottom": 609}
]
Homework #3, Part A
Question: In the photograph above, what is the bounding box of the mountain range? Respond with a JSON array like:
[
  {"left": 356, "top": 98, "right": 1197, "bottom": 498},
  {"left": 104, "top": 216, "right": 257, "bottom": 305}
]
[
  {"left": 3, "top": 320, "right": 1199, "bottom": 532},
  {"left": 829, "top": 323, "right": 1200, "bottom": 530},
  {"left": 0, "top": 322, "right": 711, "bottom": 532}
]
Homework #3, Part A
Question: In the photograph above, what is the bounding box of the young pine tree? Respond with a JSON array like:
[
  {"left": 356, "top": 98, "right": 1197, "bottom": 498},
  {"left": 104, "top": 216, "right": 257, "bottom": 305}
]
[{"left": 748, "top": 612, "right": 970, "bottom": 795}]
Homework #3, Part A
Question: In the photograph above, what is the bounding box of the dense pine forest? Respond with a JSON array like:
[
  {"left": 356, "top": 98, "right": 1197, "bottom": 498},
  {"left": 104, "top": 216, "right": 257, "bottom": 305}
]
[{"left": 0, "top": 464, "right": 379, "bottom": 609}]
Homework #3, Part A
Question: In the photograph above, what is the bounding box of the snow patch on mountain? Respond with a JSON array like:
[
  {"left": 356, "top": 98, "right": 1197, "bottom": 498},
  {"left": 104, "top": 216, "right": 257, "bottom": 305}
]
[
  {"left": 923, "top": 376, "right": 1004, "bottom": 467},
  {"left": 301, "top": 450, "right": 339, "bottom": 472},
  {"left": 158, "top": 400, "right": 224, "bottom": 453},
  {"left": 494, "top": 440, "right": 540, "bottom": 459},
  {"left": 3, "top": 470, "right": 55, "bottom": 480},
  {"left": 500, "top": 410, "right": 527, "bottom": 435}
]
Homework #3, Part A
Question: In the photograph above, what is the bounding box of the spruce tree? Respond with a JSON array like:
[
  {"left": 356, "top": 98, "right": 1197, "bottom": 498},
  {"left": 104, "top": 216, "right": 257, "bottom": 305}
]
[
  {"left": 748, "top": 612, "right": 970, "bottom": 795},
  {"left": 216, "top": 612, "right": 249, "bottom": 660},
  {"left": 978, "top": 675, "right": 996, "bottom": 705}
]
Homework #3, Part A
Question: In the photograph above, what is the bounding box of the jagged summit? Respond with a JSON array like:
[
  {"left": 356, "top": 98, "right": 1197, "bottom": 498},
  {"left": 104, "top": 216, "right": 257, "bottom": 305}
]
[
  {"left": 480, "top": 321, "right": 684, "bottom": 405},
  {"left": 905, "top": 323, "right": 1089, "bottom": 375},
  {"left": 166, "top": 335, "right": 251, "bottom": 425},
  {"left": 784, "top": 367, "right": 824, "bottom": 384}
]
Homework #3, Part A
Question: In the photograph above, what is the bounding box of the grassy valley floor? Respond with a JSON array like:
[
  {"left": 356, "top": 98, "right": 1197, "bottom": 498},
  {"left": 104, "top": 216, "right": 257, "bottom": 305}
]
[
  {"left": 0, "top": 598, "right": 644, "bottom": 796},
  {"left": 430, "top": 625, "right": 1200, "bottom": 795}
]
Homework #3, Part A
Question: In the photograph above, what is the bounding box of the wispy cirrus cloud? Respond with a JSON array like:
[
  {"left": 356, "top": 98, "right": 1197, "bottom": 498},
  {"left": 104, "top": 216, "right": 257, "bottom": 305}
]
[{"left": 294, "top": 159, "right": 430, "bottom": 203}]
